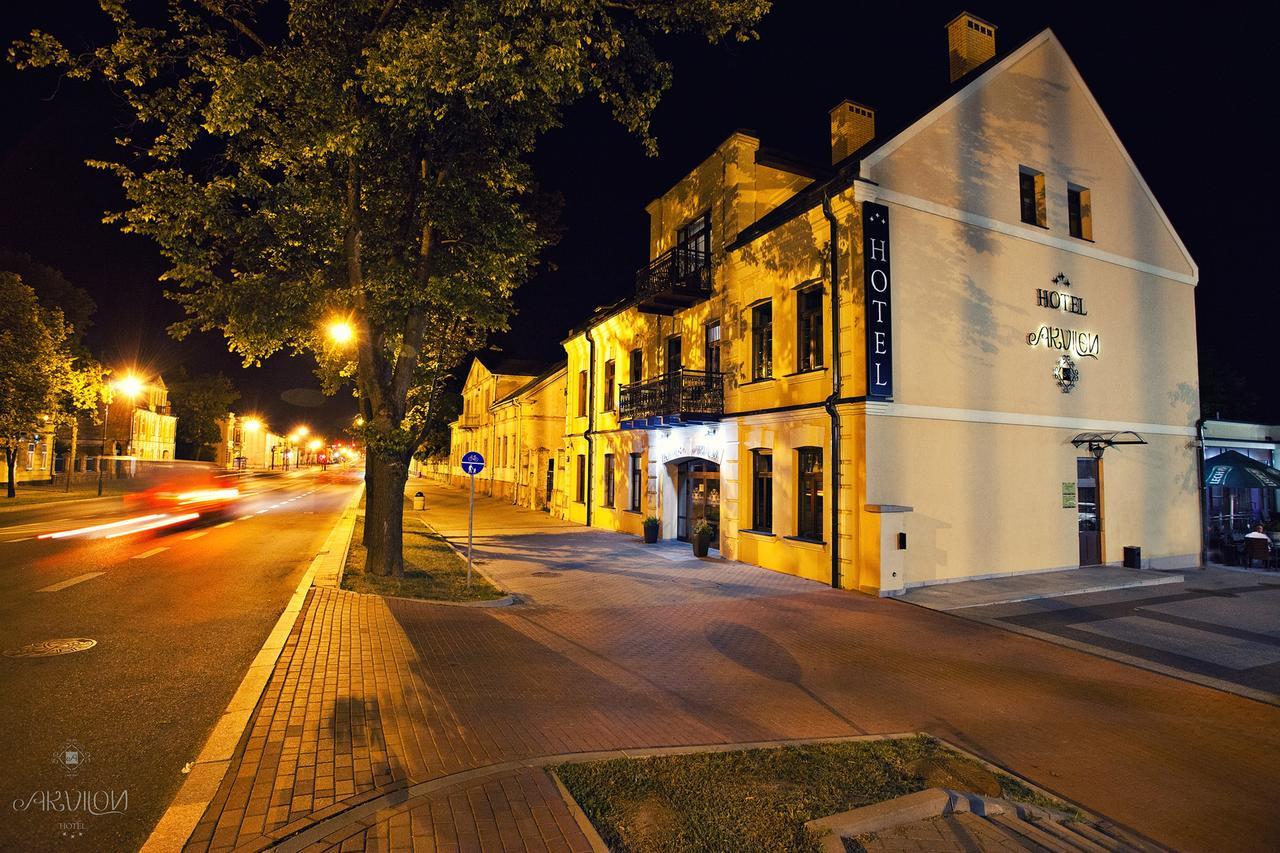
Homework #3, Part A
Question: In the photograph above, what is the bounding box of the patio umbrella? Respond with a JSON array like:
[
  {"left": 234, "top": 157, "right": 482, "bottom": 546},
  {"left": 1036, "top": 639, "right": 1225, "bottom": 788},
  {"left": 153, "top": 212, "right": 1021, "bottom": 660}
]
[{"left": 1204, "top": 450, "right": 1280, "bottom": 529}]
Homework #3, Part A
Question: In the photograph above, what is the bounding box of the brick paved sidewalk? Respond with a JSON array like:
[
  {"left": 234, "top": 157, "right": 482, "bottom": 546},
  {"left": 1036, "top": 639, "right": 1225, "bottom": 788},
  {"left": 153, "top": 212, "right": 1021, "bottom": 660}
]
[{"left": 184, "top": 480, "right": 1280, "bottom": 852}]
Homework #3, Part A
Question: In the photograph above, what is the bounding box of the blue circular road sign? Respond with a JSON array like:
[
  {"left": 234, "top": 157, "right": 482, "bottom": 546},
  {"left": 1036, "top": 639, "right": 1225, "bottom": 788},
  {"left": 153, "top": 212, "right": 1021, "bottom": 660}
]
[{"left": 460, "top": 451, "right": 485, "bottom": 476}]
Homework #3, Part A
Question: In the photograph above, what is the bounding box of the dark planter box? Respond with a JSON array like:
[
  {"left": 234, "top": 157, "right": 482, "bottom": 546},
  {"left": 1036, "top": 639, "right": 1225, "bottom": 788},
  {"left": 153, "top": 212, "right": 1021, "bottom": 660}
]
[{"left": 643, "top": 524, "right": 659, "bottom": 544}]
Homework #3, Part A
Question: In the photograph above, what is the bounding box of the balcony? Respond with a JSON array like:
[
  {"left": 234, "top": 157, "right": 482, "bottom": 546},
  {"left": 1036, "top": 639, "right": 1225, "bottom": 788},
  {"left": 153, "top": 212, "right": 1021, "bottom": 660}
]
[
  {"left": 635, "top": 245, "right": 712, "bottom": 315},
  {"left": 458, "top": 413, "right": 483, "bottom": 430},
  {"left": 618, "top": 369, "right": 725, "bottom": 430}
]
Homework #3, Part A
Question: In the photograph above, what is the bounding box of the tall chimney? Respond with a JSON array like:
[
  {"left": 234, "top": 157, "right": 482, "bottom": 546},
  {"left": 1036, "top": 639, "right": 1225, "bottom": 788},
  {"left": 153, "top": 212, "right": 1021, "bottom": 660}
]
[
  {"left": 946, "top": 12, "right": 996, "bottom": 82},
  {"left": 829, "top": 100, "right": 875, "bottom": 165}
]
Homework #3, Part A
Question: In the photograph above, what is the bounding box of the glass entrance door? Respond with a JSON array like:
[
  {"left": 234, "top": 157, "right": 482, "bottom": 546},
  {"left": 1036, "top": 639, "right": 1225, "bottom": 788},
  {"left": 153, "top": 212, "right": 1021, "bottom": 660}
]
[
  {"left": 1077, "top": 457, "right": 1103, "bottom": 566},
  {"left": 676, "top": 460, "right": 720, "bottom": 548}
]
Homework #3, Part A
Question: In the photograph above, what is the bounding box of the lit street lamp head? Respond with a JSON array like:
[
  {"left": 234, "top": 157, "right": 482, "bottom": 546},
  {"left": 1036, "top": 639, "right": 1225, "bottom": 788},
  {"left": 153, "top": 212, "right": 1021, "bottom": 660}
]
[
  {"left": 114, "top": 374, "right": 144, "bottom": 399},
  {"left": 242, "top": 417, "right": 262, "bottom": 432},
  {"left": 327, "top": 319, "right": 354, "bottom": 345}
]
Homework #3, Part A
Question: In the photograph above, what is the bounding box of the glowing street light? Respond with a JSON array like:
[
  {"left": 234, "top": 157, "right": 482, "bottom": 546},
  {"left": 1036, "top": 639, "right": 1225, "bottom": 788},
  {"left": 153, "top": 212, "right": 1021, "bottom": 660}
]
[
  {"left": 327, "top": 319, "right": 354, "bottom": 345},
  {"left": 296, "top": 425, "right": 310, "bottom": 438},
  {"left": 97, "top": 372, "right": 146, "bottom": 496},
  {"left": 114, "top": 374, "right": 144, "bottom": 400},
  {"left": 242, "top": 417, "right": 262, "bottom": 432}
]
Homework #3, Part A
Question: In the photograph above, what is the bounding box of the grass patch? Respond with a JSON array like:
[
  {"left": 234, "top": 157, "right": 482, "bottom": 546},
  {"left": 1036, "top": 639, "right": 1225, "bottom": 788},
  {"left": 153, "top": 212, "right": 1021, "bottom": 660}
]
[
  {"left": 554, "top": 736, "right": 1074, "bottom": 852},
  {"left": 342, "top": 516, "right": 505, "bottom": 602}
]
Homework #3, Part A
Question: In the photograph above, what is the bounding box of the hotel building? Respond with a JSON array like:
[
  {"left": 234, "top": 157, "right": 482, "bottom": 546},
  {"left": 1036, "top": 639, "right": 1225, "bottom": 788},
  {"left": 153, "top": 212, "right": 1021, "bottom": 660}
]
[{"left": 448, "top": 13, "right": 1201, "bottom": 594}]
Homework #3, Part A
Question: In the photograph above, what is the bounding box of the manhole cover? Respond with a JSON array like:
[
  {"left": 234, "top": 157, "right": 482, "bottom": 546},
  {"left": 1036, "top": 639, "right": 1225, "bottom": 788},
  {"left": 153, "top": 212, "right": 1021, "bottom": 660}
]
[
  {"left": 531, "top": 571, "right": 561, "bottom": 577},
  {"left": 3, "top": 638, "right": 97, "bottom": 658}
]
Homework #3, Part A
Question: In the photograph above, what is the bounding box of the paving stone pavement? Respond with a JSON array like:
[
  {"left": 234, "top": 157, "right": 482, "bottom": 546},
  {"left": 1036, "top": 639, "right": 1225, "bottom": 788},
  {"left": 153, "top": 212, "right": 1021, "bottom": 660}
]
[{"left": 184, "top": 480, "right": 1280, "bottom": 852}]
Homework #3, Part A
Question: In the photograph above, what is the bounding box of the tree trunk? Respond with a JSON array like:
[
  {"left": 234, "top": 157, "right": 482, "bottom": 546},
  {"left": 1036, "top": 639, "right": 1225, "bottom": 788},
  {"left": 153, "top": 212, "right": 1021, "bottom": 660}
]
[
  {"left": 67, "top": 421, "right": 79, "bottom": 492},
  {"left": 362, "top": 451, "right": 377, "bottom": 546},
  {"left": 364, "top": 451, "right": 408, "bottom": 577},
  {"left": 5, "top": 448, "right": 16, "bottom": 498}
]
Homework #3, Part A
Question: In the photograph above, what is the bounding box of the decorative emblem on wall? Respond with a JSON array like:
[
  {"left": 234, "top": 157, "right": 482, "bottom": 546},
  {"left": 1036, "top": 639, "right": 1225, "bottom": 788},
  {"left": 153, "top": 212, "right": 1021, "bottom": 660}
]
[
  {"left": 1053, "top": 355, "right": 1079, "bottom": 393},
  {"left": 1052, "top": 272, "right": 1071, "bottom": 288}
]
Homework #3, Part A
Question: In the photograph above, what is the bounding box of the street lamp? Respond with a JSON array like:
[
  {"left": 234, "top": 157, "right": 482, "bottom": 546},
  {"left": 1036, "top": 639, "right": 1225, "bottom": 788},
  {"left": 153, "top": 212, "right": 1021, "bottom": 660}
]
[
  {"left": 96, "top": 374, "right": 144, "bottom": 496},
  {"left": 327, "top": 319, "right": 354, "bottom": 345}
]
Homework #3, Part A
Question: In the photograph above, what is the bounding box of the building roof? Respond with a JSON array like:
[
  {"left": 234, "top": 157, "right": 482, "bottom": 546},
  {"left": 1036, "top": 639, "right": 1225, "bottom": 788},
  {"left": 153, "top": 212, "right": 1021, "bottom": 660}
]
[
  {"left": 492, "top": 360, "right": 568, "bottom": 408},
  {"left": 473, "top": 353, "right": 550, "bottom": 378}
]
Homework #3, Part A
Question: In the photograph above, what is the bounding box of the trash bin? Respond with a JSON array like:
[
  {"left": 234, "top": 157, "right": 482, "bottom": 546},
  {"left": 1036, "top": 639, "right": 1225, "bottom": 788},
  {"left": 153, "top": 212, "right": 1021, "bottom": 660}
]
[
  {"left": 412, "top": 491, "right": 425, "bottom": 511},
  {"left": 1123, "top": 545, "right": 1141, "bottom": 569}
]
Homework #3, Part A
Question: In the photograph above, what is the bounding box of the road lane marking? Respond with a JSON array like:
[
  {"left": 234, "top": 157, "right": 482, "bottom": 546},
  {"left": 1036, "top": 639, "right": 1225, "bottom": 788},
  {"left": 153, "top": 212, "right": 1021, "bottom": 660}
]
[
  {"left": 183, "top": 530, "right": 209, "bottom": 540},
  {"left": 133, "top": 547, "right": 168, "bottom": 560},
  {"left": 6, "top": 537, "right": 33, "bottom": 543},
  {"left": 38, "top": 572, "right": 105, "bottom": 592},
  {"left": 214, "top": 522, "right": 233, "bottom": 529}
]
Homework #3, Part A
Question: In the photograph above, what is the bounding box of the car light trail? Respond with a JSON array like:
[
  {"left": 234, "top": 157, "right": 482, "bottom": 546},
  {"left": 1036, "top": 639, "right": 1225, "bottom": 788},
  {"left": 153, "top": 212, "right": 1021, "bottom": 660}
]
[
  {"left": 174, "top": 488, "right": 240, "bottom": 504},
  {"left": 104, "top": 513, "right": 201, "bottom": 539},
  {"left": 38, "top": 514, "right": 167, "bottom": 540}
]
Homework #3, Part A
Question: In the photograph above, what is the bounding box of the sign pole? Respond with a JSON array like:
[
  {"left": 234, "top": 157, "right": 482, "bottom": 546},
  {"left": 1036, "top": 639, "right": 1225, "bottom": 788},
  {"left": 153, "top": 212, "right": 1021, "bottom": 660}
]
[{"left": 467, "top": 471, "right": 475, "bottom": 588}]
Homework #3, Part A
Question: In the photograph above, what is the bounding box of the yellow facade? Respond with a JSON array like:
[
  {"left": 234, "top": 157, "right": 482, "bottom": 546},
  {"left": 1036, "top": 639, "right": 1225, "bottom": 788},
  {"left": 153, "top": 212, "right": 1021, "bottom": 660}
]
[{"left": 449, "top": 21, "right": 1201, "bottom": 595}]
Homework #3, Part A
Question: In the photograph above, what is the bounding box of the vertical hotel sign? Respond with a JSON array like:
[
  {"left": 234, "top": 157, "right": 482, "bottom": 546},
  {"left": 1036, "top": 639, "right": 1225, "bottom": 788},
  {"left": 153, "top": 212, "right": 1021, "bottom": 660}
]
[{"left": 862, "top": 201, "right": 893, "bottom": 397}]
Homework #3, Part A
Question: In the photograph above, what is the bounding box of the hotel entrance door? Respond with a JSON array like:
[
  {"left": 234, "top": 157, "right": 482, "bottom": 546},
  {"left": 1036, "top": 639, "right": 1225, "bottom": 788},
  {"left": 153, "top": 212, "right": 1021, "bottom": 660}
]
[
  {"left": 676, "top": 460, "right": 720, "bottom": 548},
  {"left": 1077, "top": 457, "right": 1103, "bottom": 566}
]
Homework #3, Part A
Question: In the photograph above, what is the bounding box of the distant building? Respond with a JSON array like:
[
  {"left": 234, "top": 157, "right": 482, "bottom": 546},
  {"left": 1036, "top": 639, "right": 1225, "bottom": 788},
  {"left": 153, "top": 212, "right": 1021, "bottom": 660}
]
[
  {"left": 2, "top": 426, "right": 56, "bottom": 484},
  {"left": 215, "top": 413, "right": 284, "bottom": 469}
]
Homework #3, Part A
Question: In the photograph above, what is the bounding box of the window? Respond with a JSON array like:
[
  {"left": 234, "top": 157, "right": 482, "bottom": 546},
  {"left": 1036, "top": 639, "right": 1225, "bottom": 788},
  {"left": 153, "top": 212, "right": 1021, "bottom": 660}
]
[
  {"left": 797, "top": 447, "right": 823, "bottom": 541},
  {"left": 630, "top": 348, "right": 643, "bottom": 384},
  {"left": 677, "top": 212, "right": 711, "bottom": 256},
  {"left": 1068, "top": 185, "right": 1092, "bottom": 240},
  {"left": 1019, "top": 167, "right": 1046, "bottom": 228},
  {"left": 705, "top": 321, "right": 721, "bottom": 374},
  {"left": 751, "top": 449, "right": 773, "bottom": 532},
  {"left": 796, "top": 286, "right": 823, "bottom": 371},
  {"left": 603, "top": 360, "right": 616, "bottom": 412},
  {"left": 603, "top": 453, "right": 615, "bottom": 507},
  {"left": 751, "top": 301, "right": 773, "bottom": 380},
  {"left": 577, "top": 370, "right": 588, "bottom": 417},
  {"left": 666, "top": 335, "right": 682, "bottom": 373},
  {"left": 575, "top": 454, "right": 586, "bottom": 502},
  {"left": 630, "top": 453, "right": 643, "bottom": 511}
]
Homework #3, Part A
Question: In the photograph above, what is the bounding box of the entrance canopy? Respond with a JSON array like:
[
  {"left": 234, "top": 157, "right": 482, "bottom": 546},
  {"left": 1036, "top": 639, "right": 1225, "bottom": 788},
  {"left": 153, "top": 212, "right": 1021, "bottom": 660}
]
[
  {"left": 1204, "top": 449, "right": 1280, "bottom": 489},
  {"left": 1070, "top": 430, "right": 1147, "bottom": 458}
]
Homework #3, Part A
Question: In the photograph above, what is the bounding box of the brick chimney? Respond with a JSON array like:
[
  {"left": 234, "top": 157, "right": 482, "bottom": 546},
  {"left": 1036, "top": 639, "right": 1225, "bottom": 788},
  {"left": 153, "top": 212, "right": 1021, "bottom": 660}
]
[
  {"left": 946, "top": 12, "right": 996, "bottom": 82},
  {"left": 829, "top": 100, "right": 875, "bottom": 164}
]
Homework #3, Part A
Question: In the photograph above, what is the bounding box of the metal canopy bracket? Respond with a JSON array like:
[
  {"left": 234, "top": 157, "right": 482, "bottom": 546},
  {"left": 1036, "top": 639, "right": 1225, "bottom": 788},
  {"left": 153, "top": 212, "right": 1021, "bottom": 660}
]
[{"left": 1070, "top": 430, "right": 1148, "bottom": 459}]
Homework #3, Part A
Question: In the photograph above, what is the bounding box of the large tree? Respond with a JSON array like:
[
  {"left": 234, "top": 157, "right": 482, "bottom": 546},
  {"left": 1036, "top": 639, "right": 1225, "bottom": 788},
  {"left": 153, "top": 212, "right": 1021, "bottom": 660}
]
[
  {"left": 0, "top": 274, "right": 73, "bottom": 498},
  {"left": 167, "top": 367, "right": 240, "bottom": 460},
  {"left": 13, "top": 0, "right": 770, "bottom": 574}
]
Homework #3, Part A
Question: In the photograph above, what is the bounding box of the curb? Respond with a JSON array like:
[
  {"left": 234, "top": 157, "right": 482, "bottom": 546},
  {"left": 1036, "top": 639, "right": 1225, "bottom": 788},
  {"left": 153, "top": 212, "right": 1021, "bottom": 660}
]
[
  {"left": 410, "top": 514, "right": 513, "bottom": 598},
  {"left": 139, "top": 481, "right": 365, "bottom": 853}
]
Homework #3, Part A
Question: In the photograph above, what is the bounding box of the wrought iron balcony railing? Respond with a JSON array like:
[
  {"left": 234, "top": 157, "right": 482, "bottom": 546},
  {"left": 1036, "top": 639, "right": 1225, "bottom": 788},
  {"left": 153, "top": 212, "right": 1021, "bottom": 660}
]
[
  {"left": 635, "top": 245, "right": 712, "bottom": 314},
  {"left": 458, "top": 413, "right": 483, "bottom": 430},
  {"left": 618, "top": 369, "right": 724, "bottom": 429}
]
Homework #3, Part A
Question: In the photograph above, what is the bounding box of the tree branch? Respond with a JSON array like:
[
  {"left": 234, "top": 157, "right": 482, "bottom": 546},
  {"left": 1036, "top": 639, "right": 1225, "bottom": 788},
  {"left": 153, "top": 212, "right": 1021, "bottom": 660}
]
[{"left": 196, "top": 0, "right": 270, "bottom": 52}]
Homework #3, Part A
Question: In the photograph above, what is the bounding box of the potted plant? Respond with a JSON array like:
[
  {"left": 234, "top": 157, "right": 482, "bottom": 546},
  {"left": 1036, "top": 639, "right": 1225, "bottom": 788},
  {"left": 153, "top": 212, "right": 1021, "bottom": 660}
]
[
  {"left": 642, "top": 515, "right": 660, "bottom": 544},
  {"left": 691, "top": 519, "right": 713, "bottom": 558}
]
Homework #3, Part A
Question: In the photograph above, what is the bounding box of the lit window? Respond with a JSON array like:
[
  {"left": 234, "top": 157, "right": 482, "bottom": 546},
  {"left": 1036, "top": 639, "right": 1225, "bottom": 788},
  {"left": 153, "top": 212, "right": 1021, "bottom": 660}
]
[
  {"left": 1068, "top": 185, "right": 1093, "bottom": 240},
  {"left": 1019, "top": 167, "right": 1046, "bottom": 228}
]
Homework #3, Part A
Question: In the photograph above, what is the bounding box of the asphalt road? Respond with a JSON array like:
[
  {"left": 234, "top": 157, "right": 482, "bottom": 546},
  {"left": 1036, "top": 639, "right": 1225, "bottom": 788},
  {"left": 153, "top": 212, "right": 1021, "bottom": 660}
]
[{"left": 0, "top": 468, "right": 361, "bottom": 852}]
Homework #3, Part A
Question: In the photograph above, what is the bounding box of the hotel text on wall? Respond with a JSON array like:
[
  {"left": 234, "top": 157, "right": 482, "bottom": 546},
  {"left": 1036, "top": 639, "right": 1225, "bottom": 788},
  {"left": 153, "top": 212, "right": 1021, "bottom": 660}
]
[{"left": 863, "top": 201, "right": 893, "bottom": 398}]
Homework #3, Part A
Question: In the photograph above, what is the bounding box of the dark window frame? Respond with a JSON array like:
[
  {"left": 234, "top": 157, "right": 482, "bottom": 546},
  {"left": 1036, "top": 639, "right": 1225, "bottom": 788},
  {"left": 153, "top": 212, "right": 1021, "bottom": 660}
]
[
  {"left": 575, "top": 453, "right": 586, "bottom": 503},
  {"left": 705, "top": 320, "right": 722, "bottom": 375},
  {"left": 603, "top": 453, "right": 615, "bottom": 507},
  {"left": 629, "top": 452, "right": 643, "bottom": 512},
  {"left": 796, "top": 286, "right": 824, "bottom": 372},
  {"left": 1068, "top": 184, "right": 1092, "bottom": 240},
  {"left": 751, "top": 301, "right": 773, "bottom": 380},
  {"left": 796, "top": 446, "right": 823, "bottom": 541},
  {"left": 603, "top": 359, "right": 616, "bottom": 412},
  {"left": 751, "top": 449, "right": 773, "bottom": 532},
  {"left": 1019, "top": 167, "right": 1047, "bottom": 228},
  {"left": 577, "top": 370, "right": 588, "bottom": 417},
  {"left": 666, "top": 335, "right": 683, "bottom": 374},
  {"left": 630, "top": 348, "right": 643, "bottom": 384}
]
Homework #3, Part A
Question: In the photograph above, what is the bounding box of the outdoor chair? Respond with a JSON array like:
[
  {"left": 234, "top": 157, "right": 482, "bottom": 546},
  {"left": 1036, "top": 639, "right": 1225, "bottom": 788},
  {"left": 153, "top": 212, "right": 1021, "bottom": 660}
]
[{"left": 1242, "top": 537, "right": 1274, "bottom": 569}]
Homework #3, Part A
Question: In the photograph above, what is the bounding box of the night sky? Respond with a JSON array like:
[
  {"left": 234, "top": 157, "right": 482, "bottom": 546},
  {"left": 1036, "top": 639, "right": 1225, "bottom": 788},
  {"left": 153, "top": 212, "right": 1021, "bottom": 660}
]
[{"left": 2, "top": 2, "right": 1273, "bottom": 433}]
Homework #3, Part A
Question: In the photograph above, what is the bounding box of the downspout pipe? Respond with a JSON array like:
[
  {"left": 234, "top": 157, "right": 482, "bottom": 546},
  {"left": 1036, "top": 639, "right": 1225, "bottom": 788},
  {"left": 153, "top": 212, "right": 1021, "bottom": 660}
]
[
  {"left": 586, "top": 328, "right": 597, "bottom": 527},
  {"left": 1196, "top": 416, "right": 1207, "bottom": 569},
  {"left": 822, "top": 192, "right": 843, "bottom": 589}
]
